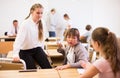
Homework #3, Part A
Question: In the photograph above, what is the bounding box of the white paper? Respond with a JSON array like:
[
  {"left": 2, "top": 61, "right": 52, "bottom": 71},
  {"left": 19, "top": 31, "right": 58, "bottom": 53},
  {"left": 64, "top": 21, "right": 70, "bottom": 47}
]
[{"left": 77, "top": 68, "right": 85, "bottom": 74}]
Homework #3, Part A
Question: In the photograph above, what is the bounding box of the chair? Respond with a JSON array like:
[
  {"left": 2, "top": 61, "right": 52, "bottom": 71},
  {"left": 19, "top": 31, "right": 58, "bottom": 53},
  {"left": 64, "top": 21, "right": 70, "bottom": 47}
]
[
  {"left": 44, "top": 41, "right": 67, "bottom": 50},
  {"left": 4, "top": 32, "right": 8, "bottom": 36},
  {"left": 0, "top": 41, "right": 14, "bottom": 54},
  {"left": 46, "top": 44, "right": 58, "bottom": 50},
  {"left": 44, "top": 42, "right": 58, "bottom": 50},
  {"left": 0, "top": 42, "right": 26, "bottom": 70},
  {"left": 80, "top": 36, "right": 87, "bottom": 43},
  {"left": 0, "top": 58, "right": 26, "bottom": 70},
  {"left": 47, "top": 37, "right": 60, "bottom": 42}
]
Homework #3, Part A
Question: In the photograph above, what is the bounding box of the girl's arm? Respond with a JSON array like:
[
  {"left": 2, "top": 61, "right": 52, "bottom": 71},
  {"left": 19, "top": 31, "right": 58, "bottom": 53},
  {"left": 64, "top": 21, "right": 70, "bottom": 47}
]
[{"left": 80, "top": 65, "right": 99, "bottom": 78}]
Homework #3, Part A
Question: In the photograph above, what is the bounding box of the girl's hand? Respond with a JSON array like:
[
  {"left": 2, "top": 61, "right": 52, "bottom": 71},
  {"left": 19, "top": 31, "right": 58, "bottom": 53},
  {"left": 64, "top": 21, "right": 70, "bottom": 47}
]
[
  {"left": 55, "top": 65, "right": 70, "bottom": 70},
  {"left": 13, "top": 57, "right": 20, "bottom": 62},
  {"left": 81, "top": 61, "right": 91, "bottom": 69},
  {"left": 57, "top": 43, "right": 63, "bottom": 48}
]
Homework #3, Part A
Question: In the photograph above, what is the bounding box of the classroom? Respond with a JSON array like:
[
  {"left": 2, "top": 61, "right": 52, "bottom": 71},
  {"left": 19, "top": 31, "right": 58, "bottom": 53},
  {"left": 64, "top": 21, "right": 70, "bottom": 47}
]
[{"left": 0, "top": 0, "right": 120, "bottom": 78}]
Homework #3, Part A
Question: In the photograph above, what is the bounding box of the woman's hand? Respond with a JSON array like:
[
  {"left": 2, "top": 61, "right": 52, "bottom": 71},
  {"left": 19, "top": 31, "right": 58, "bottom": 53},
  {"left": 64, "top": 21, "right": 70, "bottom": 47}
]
[{"left": 13, "top": 57, "right": 20, "bottom": 62}]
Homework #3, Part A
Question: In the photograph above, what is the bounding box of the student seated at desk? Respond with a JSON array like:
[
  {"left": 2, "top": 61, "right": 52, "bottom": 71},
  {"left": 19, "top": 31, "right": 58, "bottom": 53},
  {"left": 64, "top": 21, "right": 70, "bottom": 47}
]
[
  {"left": 80, "top": 24, "right": 92, "bottom": 43},
  {"left": 7, "top": 20, "right": 19, "bottom": 37},
  {"left": 55, "top": 28, "right": 88, "bottom": 70},
  {"left": 80, "top": 27, "right": 120, "bottom": 78},
  {"left": 4, "top": 20, "right": 18, "bottom": 41}
]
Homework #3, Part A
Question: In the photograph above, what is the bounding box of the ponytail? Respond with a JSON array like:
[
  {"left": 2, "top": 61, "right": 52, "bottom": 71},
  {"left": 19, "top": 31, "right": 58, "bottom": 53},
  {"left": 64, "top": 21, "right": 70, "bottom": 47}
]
[
  {"left": 105, "top": 32, "right": 120, "bottom": 76},
  {"left": 25, "top": 13, "right": 31, "bottom": 19},
  {"left": 92, "top": 27, "right": 120, "bottom": 76},
  {"left": 38, "top": 20, "right": 43, "bottom": 41}
]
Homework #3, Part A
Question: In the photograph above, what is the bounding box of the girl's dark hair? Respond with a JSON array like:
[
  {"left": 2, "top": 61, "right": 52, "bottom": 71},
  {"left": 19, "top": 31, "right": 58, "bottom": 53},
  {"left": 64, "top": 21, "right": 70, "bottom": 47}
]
[
  {"left": 51, "top": 8, "right": 55, "bottom": 12},
  {"left": 66, "top": 28, "right": 80, "bottom": 41},
  {"left": 85, "top": 24, "right": 91, "bottom": 31},
  {"left": 25, "top": 3, "right": 43, "bottom": 41},
  {"left": 92, "top": 27, "right": 120, "bottom": 76},
  {"left": 64, "top": 13, "right": 70, "bottom": 19},
  {"left": 13, "top": 20, "right": 18, "bottom": 23}
]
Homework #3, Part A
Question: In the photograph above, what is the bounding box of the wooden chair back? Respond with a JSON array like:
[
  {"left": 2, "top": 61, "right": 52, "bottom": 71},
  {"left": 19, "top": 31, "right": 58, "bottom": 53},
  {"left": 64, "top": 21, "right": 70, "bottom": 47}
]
[{"left": 0, "top": 41, "right": 14, "bottom": 54}]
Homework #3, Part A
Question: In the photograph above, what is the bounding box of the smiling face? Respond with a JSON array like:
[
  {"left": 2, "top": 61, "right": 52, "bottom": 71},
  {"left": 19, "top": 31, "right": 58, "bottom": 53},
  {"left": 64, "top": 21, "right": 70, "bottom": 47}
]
[{"left": 31, "top": 7, "right": 43, "bottom": 23}]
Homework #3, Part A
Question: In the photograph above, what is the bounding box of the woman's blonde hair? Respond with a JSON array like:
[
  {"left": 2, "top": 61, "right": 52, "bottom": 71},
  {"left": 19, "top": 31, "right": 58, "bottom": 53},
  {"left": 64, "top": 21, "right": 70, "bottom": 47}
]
[{"left": 25, "top": 3, "right": 43, "bottom": 41}]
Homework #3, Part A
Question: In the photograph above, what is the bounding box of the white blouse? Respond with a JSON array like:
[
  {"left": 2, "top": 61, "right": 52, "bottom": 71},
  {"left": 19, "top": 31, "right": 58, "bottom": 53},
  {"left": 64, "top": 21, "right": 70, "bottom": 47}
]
[
  {"left": 13, "top": 16, "right": 47, "bottom": 57},
  {"left": 7, "top": 25, "right": 19, "bottom": 36},
  {"left": 67, "top": 47, "right": 74, "bottom": 64}
]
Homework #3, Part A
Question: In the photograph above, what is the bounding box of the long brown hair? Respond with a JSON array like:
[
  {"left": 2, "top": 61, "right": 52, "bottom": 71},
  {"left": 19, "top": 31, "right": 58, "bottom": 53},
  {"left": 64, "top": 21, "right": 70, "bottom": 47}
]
[
  {"left": 92, "top": 27, "right": 120, "bottom": 76},
  {"left": 25, "top": 3, "right": 43, "bottom": 41}
]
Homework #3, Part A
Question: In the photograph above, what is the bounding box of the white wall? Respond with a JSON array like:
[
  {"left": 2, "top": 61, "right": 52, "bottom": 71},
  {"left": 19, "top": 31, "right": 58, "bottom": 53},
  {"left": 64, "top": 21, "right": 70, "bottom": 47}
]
[
  {"left": 0, "top": 0, "right": 48, "bottom": 36},
  {"left": 0, "top": 0, "right": 120, "bottom": 37},
  {"left": 92, "top": 0, "right": 120, "bottom": 37}
]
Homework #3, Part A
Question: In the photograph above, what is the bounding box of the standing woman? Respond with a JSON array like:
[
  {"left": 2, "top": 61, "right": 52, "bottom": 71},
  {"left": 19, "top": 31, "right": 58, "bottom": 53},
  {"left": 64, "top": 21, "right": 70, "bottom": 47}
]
[
  {"left": 80, "top": 27, "right": 120, "bottom": 78},
  {"left": 13, "top": 3, "right": 52, "bottom": 69}
]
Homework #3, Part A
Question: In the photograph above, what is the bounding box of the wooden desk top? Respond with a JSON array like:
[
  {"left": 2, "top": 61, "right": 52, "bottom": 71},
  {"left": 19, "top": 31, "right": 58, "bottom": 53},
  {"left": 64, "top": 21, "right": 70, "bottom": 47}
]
[
  {"left": 0, "top": 69, "right": 59, "bottom": 78},
  {"left": 0, "top": 36, "right": 15, "bottom": 41},
  {"left": 44, "top": 49, "right": 62, "bottom": 57},
  {"left": 58, "top": 68, "right": 80, "bottom": 78},
  {"left": 0, "top": 68, "right": 98, "bottom": 78},
  {"left": 6, "top": 49, "right": 63, "bottom": 59},
  {"left": 48, "top": 37, "right": 60, "bottom": 41},
  {"left": 58, "top": 68, "right": 98, "bottom": 78},
  {"left": 44, "top": 41, "right": 67, "bottom": 45},
  {"left": 0, "top": 36, "right": 15, "bottom": 39}
]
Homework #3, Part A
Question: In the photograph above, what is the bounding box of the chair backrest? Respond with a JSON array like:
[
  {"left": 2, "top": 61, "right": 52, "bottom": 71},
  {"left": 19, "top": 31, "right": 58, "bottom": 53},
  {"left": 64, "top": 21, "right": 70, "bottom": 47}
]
[
  {"left": 0, "top": 58, "right": 26, "bottom": 70},
  {"left": 44, "top": 41, "right": 58, "bottom": 50},
  {"left": 0, "top": 41, "right": 14, "bottom": 54},
  {"left": 0, "top": 62, "right": 23, "bottom": 70},
  {"left": 46, "top": 44, "right": 58, "bottom": 50},
  {"left": 47, "top": 37, "right": 60, "bottom": 42},
  {"left": 4, "top": 32, "right": 8, "bottom": 36}
]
